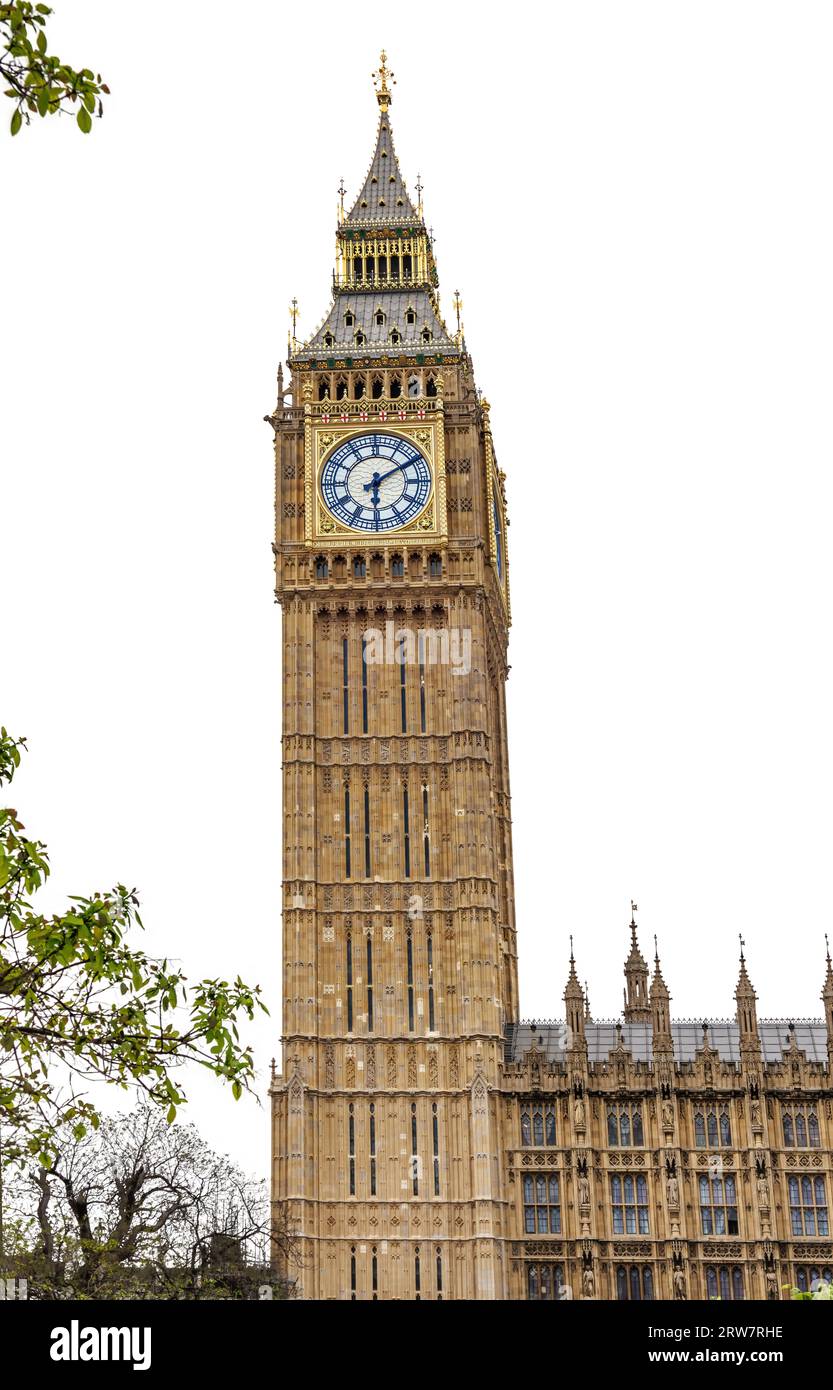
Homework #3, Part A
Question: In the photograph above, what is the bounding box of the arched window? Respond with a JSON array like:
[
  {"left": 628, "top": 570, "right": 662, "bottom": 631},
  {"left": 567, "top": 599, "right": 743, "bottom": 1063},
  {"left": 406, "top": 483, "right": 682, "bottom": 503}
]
[
  {"left": 345, "top": 311, "right": 354, "bottom": 327},
  {"left": 353, "top": 555, "right": 366, "bottom": 579},
  {"left": 403, "top": 253, "right": 412, "bottom": 277},
  {"left": 705, "top": 1266, "right": 744, "bottom": 1301},
  {"left": 318, "top": 378, "right": 330, "bottom": 401},
  {"left": 719, "top": 1108, "right": 732, "bottom": 1145},
  {"left": 732, "top": 1267, "right": 744, "bottom": 1300},
  {"left": 616, "top": 1265, "right": 654, "bottom": 1301},
  {"left": 706, "top": 1266, "right": 718, "bottom": 1300},
  {"left": 796, "top": 1112, "right": 807, "bottom": 1147},
  {"left": 520, "top": 1108, "right": 531, "bottom": 1146},
  {"left": 408, "top": 373, "right": 420, "bottom": 398},
  {"left": 406, "top": 307, "right": 416, "bottom": 325},
  {"left": 353, "top": 256, "right": 363, "bottom": 282},
  {"left": 422, "top": 328, "right": 432, "bottom": 343},
  {"left": 389, "top": 375, "right": 402, "bottom": 399},
  {"left": 390, "top": 329, "right": 401, "bottom": 345},
  {"left": 809, "top": 1112, "right": 820, "bottom": 1147},
  {"left": 426, "top": 375, "right": 438, "bottom": 398},
  {"left": 350, "top": 1246, "right": 357, "bottom": 1300},
  {"left": 707, "top": 1110, "right": 719, "bottom": 1146},
  {"left": 336, "top": 376, "right": 348, "bottom": 401},
  {"left": 522, "top": 1173, "right": 560, "bottom": 1233},
  {"left": 526, "top": 1263, "right": 564, "bottom": 1300},
  {"left": 315, "top": 556, "right": 329, "bottom": 580},
  {"left": 783, "top": 1111, "right": 794, "bottom": 1146},
  {"left": 354, "top": 375, "right": 365, "bottom": 400},
  {"left": 607, "top": 1109, "right": 618, "bottom": 1146},
  {"left": 436, "top": 1248, "right": 443, "bottom": 1298},
  {"left": 324, "top": 331, "right": 334, "bottom": 348},
  {"left": 789, "top": 1176, "right": 829, "bottom": 1236},
  {"left": 428, "top": 554, "right": 442, "bottom": 578},
  {"left": 699, "top": 1174, "right": 739, "bottom": 1235},
  {"left": 371, "top": 374, "right": 383, "bottom": 399},
  {"left": 694, "top": 1110, "right": 706, "bottom": 1147},
  {"left": 391, "top": 554, "right": 404, "bottom": 578},
  {"left": 356, "top": 331, "right": 366, "bottom": 346},
  {"left": 375, "top": 309, "right": 386, "bottom": 327}
]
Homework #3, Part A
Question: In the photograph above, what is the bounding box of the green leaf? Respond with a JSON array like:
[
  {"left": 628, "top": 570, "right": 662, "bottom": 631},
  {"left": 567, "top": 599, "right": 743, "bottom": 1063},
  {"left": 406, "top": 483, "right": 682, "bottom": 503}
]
[
  {"left": 10, "top": 110, "right": 22, "bottom": 136},
  {"left": 76, "top": 106, "right": 92, "bottom": 134}
]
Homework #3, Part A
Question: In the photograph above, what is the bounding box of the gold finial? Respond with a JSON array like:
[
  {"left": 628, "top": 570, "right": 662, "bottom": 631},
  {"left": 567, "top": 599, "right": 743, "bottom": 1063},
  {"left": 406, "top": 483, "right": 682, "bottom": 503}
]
[
  {"left": 373, "top": 50, "right": 395, "bottom": 111},
  {"left": 289, "top": 296, "right": 299, "bottom": 347},
  {"left": 337, "top": 178, "right": 346, "bottom": 224},
  {"left": 453, "top": 289, "right": 464, "bottom": 344}
]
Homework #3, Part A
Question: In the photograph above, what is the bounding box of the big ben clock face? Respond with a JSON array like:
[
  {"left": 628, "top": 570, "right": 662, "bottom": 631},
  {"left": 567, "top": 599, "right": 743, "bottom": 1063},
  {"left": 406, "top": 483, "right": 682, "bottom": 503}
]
[{"left": 320, "top": 432, "right": 432, "bottom": 533}]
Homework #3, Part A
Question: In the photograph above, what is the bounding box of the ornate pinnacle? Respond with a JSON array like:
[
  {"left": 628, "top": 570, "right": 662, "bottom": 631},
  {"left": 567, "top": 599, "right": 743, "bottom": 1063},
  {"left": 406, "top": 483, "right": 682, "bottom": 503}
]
[{"left": 373, "top": 50, "right": 395, "bottom": 110}]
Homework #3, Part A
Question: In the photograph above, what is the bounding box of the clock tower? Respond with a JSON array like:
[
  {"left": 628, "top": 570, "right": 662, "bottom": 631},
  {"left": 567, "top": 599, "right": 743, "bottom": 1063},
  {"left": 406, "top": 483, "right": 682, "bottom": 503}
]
[{"left": 268, "top": 54, "right": 516, "bottom": 1300}]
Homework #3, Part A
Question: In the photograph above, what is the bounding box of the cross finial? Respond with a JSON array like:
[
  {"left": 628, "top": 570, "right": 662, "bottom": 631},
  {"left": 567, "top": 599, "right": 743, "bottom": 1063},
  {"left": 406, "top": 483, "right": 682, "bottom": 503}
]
[
  {"left": 373, "top": 50, "right": 395, "bottom": 110},
  {"left": 569, "top": 933, "right": 574, "bottom": 964},
  {"left": 739, "top": 932, "right": 745, "bottom": 963},
  {"left": 826, "top": 932, "right": 831, "bottom": 966},
  {"left": 337, "top": 178, "right": 346, "bottom": 222},
  {"left": 289, "top": 296, "right": 299, "bottom": 344},
  {"left": 453, "top": 289, "right": 463, "bottom": 338},
  {"left": 654, "top": 933, "right": 659, "bottom": 965},
  {"left": 630, "top": 900, "right": 638, "bottom": 926},
  {"left": 415, "top": 171, "right": 423, "bottom": 206}
]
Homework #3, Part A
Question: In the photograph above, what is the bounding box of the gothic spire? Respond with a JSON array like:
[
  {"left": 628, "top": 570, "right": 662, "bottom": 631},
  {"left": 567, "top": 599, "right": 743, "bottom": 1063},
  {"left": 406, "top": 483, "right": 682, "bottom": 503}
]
[
  {"left": 735, "top": 934, "right": 759, "bottom": 1045},
  {"left": 623, "top": 902, "right": 651, "bottom": 1024},
  {"left": 345, "top": 54, "right": 419, "bottom": 226},
  {"left": 650, "top": 935, "right": 672, "bottom": 1044},
  {"left": 564, "top": 936, "right": 586, "bottom": 1044}
]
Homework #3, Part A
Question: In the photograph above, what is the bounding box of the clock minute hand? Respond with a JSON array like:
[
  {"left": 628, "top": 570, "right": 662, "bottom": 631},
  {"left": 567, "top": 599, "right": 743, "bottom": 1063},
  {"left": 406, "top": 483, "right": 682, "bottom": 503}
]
[{"left": 363, "top": 461, "right": 407, "bottom": 492}]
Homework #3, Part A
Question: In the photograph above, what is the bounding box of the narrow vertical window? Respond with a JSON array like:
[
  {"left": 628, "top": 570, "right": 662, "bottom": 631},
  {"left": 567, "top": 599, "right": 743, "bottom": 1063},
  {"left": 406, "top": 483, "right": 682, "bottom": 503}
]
[
  {"left": 350, "top": 1247, "right": 357, "bottom": 1300},
  {"left": 346, "top": 933, "right": 353, "bottom": 1032},
  {"left": 361, "top": 635, "right": 369, "bottom": 734},
  {"left": 342, "top": 637, "right": 349, "bottom": 734},
  {"left": 436, "top": 1248, "right": 443, "bottom": 1298},
  {"left": 427, "top": 932, "right": 435, "bottom": 1031},
  {"left": 403, "top": 785, "right": 411, "bottom": 877},
  {"left": 418, "top": 634, "right": 427, "bottom": 733},
  {"left": 363, "top": 785, "right": 371, "bottom": 878},
  {"left": 369, "top": 1103, "right": 377, "bottom": 1196},
  {"left": 422, "top": 784, "right": 431, "bottom": 877},
  {"left": 348, "top": 1103, "right": 355, "bottom": 1195},
  {"left": 371, "top": 1247, "right": 378, "bottom": 1298},
  {"left": 406, "top": 930, "right": 415, "bottom": 1031},
  {"left": 344, "top": 784, "right": 352, "bottom": 879},
  {"left": 399, "top": 637, "right": 407, "bottom": 732},
  {"left": 414, "top": 1248, "right": 421, "bottom": 1299},
  {"left": 411, "top": 1102, "right": 419, "bottom": 1196},
  {"left": 432, "top": 1101, "right": 440, "bottom": 1196},
  {"left": 366, "top": 935, "right": 374, "bottom": 1032}
]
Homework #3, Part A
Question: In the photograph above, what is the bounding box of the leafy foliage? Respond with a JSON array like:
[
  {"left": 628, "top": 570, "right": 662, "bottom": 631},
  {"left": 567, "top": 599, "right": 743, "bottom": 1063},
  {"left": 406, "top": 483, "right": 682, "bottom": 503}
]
[
  {"left": 1, "top": 2, "right": 108, "bottom": 135},
  {"left": 0, "top": 728, "right": 267, "bottom": 1167}
]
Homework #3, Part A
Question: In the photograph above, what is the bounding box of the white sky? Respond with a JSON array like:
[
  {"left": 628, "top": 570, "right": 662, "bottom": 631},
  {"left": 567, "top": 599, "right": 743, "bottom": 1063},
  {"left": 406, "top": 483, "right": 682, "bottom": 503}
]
[{"left": 2, "top": 1, "right": 832, "bottom": 1175}]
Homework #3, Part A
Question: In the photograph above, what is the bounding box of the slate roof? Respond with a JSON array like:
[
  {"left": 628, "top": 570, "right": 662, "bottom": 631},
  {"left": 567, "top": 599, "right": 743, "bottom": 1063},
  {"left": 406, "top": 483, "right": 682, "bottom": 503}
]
[
  {"left": 345, "top": 113, "right": 419, "bottom": 226},
  {"left": 504, "top": 1020, "right": 829, "bottom": 1066},
  {"left": 298, "top": 289, "right": 457, "bottom": 360}
]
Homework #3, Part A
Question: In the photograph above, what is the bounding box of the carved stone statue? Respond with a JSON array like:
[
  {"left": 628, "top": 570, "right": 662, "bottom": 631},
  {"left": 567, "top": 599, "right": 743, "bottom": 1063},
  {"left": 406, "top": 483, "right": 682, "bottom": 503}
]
[
  {"left": 578, "top": 1175, "right": 590, "bottom": 1206},
  {"left": 582, "top": 1266, "right": 595, "bottom": 1299},
  {"left": 662, "top": 1100, "right": 675, "bottom": 1129},
  {"left": 666, "top": 1174, "right": 679, "bottom": 1207},
  {"left": 673, "top": 1267, "right": 687, "bottom": 1300},
  {"left": 766, "top": 1271, "right": 778, "bottom": 1300},
  {"left": 757, "top": 1175, "right": 769, "bottom": 1207},
  {"left": 574, "top": 1097, "right": 586, "bottom": 1129},
  {"left": 751, "top": 1099, "right": 762, "bottom": 1128}
]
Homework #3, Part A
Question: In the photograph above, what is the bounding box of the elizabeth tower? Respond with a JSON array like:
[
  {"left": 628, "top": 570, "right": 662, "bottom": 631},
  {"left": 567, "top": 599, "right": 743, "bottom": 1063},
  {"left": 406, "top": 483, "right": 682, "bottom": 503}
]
[{"left": 268, "top": 55, "right": 517, "bottom": 1300}]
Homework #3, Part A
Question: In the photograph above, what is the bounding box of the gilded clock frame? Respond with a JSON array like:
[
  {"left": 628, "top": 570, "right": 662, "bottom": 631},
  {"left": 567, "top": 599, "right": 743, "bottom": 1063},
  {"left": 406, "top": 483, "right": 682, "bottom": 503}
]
[{"left": 304, "top": 396, "right": 447, "bottom": 546}]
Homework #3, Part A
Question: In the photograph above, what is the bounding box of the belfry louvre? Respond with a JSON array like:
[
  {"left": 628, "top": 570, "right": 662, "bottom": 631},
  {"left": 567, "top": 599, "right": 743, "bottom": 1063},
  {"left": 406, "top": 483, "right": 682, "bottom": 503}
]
[{"left": 267, "top": 56, "right": 833, "bottom": 1301}]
